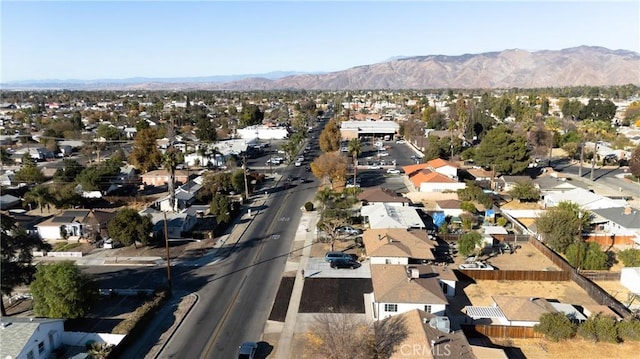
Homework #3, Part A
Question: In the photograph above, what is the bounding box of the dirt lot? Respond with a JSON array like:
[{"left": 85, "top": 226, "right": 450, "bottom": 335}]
[
  {"left": 497, "top": 338, "right": 640, "bottom": 359},
  {"left": 452, "top": 242, "right": 561, "bottom": 271},
  {"left": 309, "top": 236, "right": 362, "bottom": 259},
  {"left": 449, "top": 280, "right": 600, "bottom": 315}
]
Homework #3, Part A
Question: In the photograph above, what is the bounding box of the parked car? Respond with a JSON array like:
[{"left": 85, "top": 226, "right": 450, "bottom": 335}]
[
  {"left": 238, "top": 342, "right": 258, "bottom": 359},
  {"left": 367, "top": 165, "right": 381, "bottom": 170},
  {"left": 459, "top": 262, "right": 494, "bottom": 270},
  {"left": 386, "top": 168, "right": 401, "bottom": 174},
  {"left": 295, "top": 161, "right": 302, "bottom": 166},
  {"left": 330, "top": 258, "right": 360, "bottom": 269},
  {"left": 325, "top": 251, "right": 353, "bottom": 262},
  {"left": 395, "top": 139, "right": 406, "bottom": 144},
  {"left": 337, "top": 226, "right": 362, "bottom": 236}
]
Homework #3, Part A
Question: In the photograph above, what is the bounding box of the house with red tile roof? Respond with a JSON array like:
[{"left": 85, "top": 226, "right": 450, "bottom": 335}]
[
  {"left": 408, "top": 170, "right": 466, "bottom": 193},
  {"left": 403, "top": 158, "right": 459, "bottom": 179}
]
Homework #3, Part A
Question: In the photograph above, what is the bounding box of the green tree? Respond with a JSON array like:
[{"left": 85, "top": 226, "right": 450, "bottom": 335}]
[
  {"left": 195, "top": 117, "right": 217, "bottom": 143},
  {"left": 1, "top": 213, "right": 51, "bottom": 316},
  {"left": 129, "top": 128, "right": 162, "bottom": 172},
  {"left": 210, "top": 193, "right": 231, "bottom": 224},
  {"left": 617, "top": 319, "right": 640, "bottom": 341},
  {"left": 30, "top": 261, "right": 98, "bottom": 319},
  {"left": 319, "top": 119, "right": 341, "bottom": 153},
  {"left": 509, "top": 180, "right": 541, "bottom": 202},
  {"left": 23, "top": 184, "right": 55, "bottom": 213},
  {"left": 534, "top": 201, "right": 587, "bottom": 253},
  {"left": 617, "top": 248, "right": 640, "bottom": 267},
  {"left": 107, "top": 208, "right": 153, "bottom": 248},
  {"left": 579, "top": 98, "right": 617, "bottom": 122},
  {"left": 53, "top": 159, "right": 85, "bottom": 184},
  {"left": 96, "top": 124, "right": 122, "bottom": 140},
  {"left": 13, "top": 156, "right": 46, "bottom": 184},
  {"left": 458, "top": 231, "right": 483, "bottom": 257},
  {"left": 347, "top": 138, "right": 362, "bottom": 188},
  {"left": 566, "top": 242, "right": 608, "bottom": 270},
  {"left": 238, "top": 103, "right": 264, "bottom": 128},
  {"left": 473, "top": 125, "right": 530, "bottom": 184},
  {"left": 577, "top": 314, "right": 619, "bottom": 343},
  {"left": 0, "top": 147, "right": 13, "bottom": 165},
  {"left": 534, "top": 312, "right": 577, "bottom": 342}
]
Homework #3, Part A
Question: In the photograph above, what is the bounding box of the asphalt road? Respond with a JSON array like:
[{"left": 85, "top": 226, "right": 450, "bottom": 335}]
[
  {"left": 154, "top": 138, "right": 322, "bottom": 358},
  {"left": 551, "top": 159, "right": 640, "bottom": 200}
]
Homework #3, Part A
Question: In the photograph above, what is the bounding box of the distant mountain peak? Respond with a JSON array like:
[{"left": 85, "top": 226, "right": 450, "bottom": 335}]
[{"left": 2, "top": 46, "right": 638, "bottom": 90}]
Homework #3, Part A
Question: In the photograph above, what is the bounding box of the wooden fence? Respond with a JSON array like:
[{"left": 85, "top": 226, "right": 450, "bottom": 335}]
[
  {"left": 456, "top": 269, "right": 569, "bottom": 281},
  {"left": 462, "top": 324, "right": 544, "bottom": 339},
  {"left": 528, "top": 237, "right": 633, "bottom": 319},
  {"left": 580, "top": 271, "right": 622, "bottom": 281}
]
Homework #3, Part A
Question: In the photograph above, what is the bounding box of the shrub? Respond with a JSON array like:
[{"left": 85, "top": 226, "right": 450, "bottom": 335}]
[
  {"left": 577, "top": 314, "right": 619, "bottom": 343},
  {"left": 460, "top": 201, "right": 477, "bottom": 213},
  {"left": 617, "top": 319, "right": 640, "bottom": 342},
  {"left": 617, "top": 249, "right": 640, "bottom": 267},
  {"left": 304, "top": 201, "right": 315, "bottom": 211},
  {"left": 565, "top": 242, "right": 608, "bottom": 270},
  {"left": 534, "top": 312, "right": 576, "bottom": 342},
  {"left": 496, "top": 216, "right": 508, "bottom": 227}
]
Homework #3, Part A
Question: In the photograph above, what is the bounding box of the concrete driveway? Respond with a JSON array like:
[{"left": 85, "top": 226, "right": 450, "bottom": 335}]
[{"left": 304, "top": 258, "right": 371, "bottom": 278}]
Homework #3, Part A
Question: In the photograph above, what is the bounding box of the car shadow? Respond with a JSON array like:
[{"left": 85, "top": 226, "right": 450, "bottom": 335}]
[{"left": 255, "top": 341, "right": 274, "bottom": 359}]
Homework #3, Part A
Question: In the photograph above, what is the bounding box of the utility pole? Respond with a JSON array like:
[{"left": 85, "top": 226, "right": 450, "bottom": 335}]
[
  {"left": 242, "top": 155, "right": 249, "bottom": 200},
  {"left": 164, "top": 212, "right": 172, "bottom": 295}
]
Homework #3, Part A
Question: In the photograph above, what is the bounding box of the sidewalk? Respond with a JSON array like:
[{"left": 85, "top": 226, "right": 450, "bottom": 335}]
[{"left": 269, "top": 209, "right": 319, "bottom": 359}]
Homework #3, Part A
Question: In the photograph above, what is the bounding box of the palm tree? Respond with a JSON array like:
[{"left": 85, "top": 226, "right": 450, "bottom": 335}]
[
  {"left": 24, "top": 185, "right": 54, "bottom": 213},
  {"left": 579, "top": 120, "right": 612, "bottom": 181},
  {"left": 545, "top": 117, "right": 561, "bottom": 165},
  {"left": 163, "top": 147, "right": 184, "bottom": 212},
  {"left": 347, "top": 138, "right": 362, "bottom": 188},
  {"left": 315, "top": 187, "right": 333, "bottom": 213}
]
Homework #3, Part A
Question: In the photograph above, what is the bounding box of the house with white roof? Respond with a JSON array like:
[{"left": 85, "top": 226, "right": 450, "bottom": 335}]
[
  {"left": 361, "top": 203, "right": 426, "bottom": 229},
  {"left": 543, "top": 188, "right": 627, "bottom": 210}
]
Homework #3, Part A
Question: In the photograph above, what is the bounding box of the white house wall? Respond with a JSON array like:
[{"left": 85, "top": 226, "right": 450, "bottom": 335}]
[
  {"left": 419, "top": 182, "right": 466, "bottom": 193},
  {"left": 37, "top": 226, "right": 62, "bottom": 240},
  {"left": 370, "top": 257, "right": 409, "bottom": 265},
  {"left": 374, "top": 301, "right": 446, "bottom": 320},
  {"left": 17, "top": 321, "right": 64, "bottom": 359}
]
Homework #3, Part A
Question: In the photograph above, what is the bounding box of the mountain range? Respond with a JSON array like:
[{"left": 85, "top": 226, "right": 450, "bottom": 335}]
[{"left": 4, "top": 46, "right": 639, "bottom": 91}]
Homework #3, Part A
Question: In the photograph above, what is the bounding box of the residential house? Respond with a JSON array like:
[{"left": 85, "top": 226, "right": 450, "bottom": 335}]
[
  {"left": 435, "top": 199, "right": 464, "bottom": 217},
  {"left": 361, "top": 203, "right": 426, "bottom": 229},
  {"left": 358, "top": 187, "right": 411, "bottom": 206},
  {"left": 370, "top": 264, "right": 448, "bottom": 320},
  {"left": 589, "top": 206, "right": 640, "bottom": 245},
  {"left": 407, "top": 170, "right": 466, "bottom": 193},
  {"left": 403, "top": 158, "right": 459, "bottom": 180},
  {"left": 543, "top": 188, "right": 626, "bottom": 210},
  {"left": 35, "top": 209, "right": 116, "bottom": 241},
  {"left": 156, "top": 179, "right": 203, "bottom": 212},
  {"left": 141, "top": 169, "right": 190, "bottom": 187},
  {"left": 465, "top": 296, "right": 586, "bottom": 327},
  {"left": 363, "top": 229, "right": 436, "bottom": 264},
  {"left": 0, "top": 194, "right": 21, "bottom": 210},
  {"left": 148, "top": 210, "right": 198, "bottom": 239},
  {"left": 389, "top": 309, "right": 489, "bottom": 359},
  {"left": 0, "top": 317, "right": 125, "bottom": 359},
  {"left": 0, "top": 318, "right": 65, "bottom": 359},
  {"left": 36, "top": 210, "right": 90, "bottom": 240},
  {"left": 499, "top": 175, "right": 535, "bottom": 192}
]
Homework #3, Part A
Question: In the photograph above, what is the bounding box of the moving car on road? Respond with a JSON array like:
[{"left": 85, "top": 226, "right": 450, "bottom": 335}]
[{"left": 386, "top": 168, "right": 401, "bottom": 174}]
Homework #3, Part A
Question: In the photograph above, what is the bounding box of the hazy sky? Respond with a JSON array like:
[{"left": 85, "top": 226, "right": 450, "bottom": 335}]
[{"left": 1, "top": 0, "right": 639, "bottom": 82}]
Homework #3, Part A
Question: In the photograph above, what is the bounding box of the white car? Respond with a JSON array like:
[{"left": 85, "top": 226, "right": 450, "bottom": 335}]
[
  {"left": 386, "top": 168, "right": 401, "bottom": 174},
  {"left": 295, "top": 161, "right": 302, "bottom": 167},
  {"left": 367, "top": 165, "right": 381, "bottom": 170},
  {"left": 378, "top": 152, "right": 390, "bottom": 157},
  {"left": 395, "top": 139, "right": 406, "bottom": 144},
  {"left": 459, "top": 262, "right": 494, "bottom": 270}
]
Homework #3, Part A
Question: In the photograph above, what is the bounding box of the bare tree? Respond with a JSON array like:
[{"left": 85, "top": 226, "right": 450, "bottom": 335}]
[
  {"left": 373, "top": 315, "right": 409, "bottom": 359},
  {"left": 306, "top": 313, "right": 372, "bottom": 359}
]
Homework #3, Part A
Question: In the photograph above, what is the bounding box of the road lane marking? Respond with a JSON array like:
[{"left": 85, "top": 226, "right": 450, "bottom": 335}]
[{"left": 201, "top": 275, "right": 248, "bottom": 359}]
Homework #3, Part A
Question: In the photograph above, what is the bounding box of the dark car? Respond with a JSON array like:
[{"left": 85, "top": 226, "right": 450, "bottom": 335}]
[{"left": 330, "top": 258, "right": 360, "bottom": 269}]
